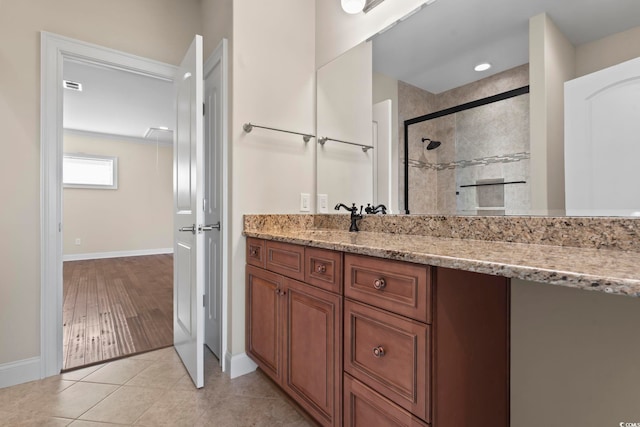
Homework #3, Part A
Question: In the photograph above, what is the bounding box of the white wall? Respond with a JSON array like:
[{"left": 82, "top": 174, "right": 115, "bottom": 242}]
[
  {"left": 317, "top": 42, "right": 373, "bottom": 210},
  {"left": 511, "top": 279, "right": 640, "bottom": 426},
  {"left": 0, "top": 0, "right": 201, "bottom": 368},
  {"left": 229, "top": 0, "right": 316, "bottom": 355},
  {"left": 63, "top": 132, "right": 173, "bottom": 257}
]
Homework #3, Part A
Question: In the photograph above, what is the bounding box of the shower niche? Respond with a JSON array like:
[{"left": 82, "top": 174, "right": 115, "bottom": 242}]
[{"left": 403, "top": 78, "right": 531, "bottom": 215}]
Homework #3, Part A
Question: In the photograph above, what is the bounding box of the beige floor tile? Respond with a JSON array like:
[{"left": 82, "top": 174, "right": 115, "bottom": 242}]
[
  {"left": 25, "top": 381, "right": 118, "bottom": 419},
  {"left": 125, "top": 360, "right": 188, "bottom": 389},
  {"left": 129, "top": 347, "right": 171, "bottom": 362},
  {"left": 78, "top": 385, "right": 164, "bottom": 424},
  {"left": 81, "top": 358, "right": 154, "bottom": 385},
  {"left": 194, "top": 396, "right": 312, "bottom": 427},
  {"left": 134, "top": 388, "right": 228, "bottom": 426},
  {"left": 0, "top": 379, "right": 70, "bottom": 413},
  {"left": 68, "top": 421, "right": 127, "bottom": 427},
  {"left": 0, "top": 411, "right": 73, "bottom": 427},
  {"left": 60, "top": 364, "right": 105, "bottom": 381}
]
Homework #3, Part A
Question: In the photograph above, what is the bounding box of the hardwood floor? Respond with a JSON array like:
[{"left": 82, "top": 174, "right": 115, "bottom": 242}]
[{"left": 63, "top": 255, "right": 173, "bottom": 370}]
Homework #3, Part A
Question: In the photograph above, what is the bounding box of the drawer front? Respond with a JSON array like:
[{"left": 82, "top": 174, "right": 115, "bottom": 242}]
[
  {"left": 305, "top": 247, "right": 343, "bottom": 294},
  {"left": 246, "top": 238, "right": 266, "bottom": 268},
  {"left": 344, "top": 300, "right": 430, "bottom": 422},
  {"left": 344, "top": 374, "right": 428, "bottom": 427},
  {"left": 344, "top": 254, "right": 431, "bottom": 323},
  {"left": 265, "top": 241, "right": 305, "bottom": 281}
]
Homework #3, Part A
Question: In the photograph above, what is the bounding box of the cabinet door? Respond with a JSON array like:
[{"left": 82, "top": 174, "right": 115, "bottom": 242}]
[
  {"left": 282, "top": 278, "right": 342, "bottom": 427},
  {"left": 246, "top": 265, "right": 283, "bottom": 383}
]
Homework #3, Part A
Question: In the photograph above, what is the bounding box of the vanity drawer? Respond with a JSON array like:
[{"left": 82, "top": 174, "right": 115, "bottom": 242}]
[
  {"left": 344, "top": 300, "right": 430, "bottom": 422},
  {"left": 344, "top": 254, "right": 431, "bottom": 323},
  {"left": 305, "top": 247, "right": 343, "bottom": 294},
  {"left": 265, "top": 240, "right": 305, "bottom": 281},
  {"left": 246, "top": 238, "right": 266, "bottom": 268},
  {"left": 344, "top": 374, "right": 428, "bottom": 427}
]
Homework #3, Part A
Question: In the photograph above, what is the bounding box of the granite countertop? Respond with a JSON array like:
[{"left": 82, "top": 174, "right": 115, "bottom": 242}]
[{"left": 244, "top": 227, "right": 640, "bottom": 297}]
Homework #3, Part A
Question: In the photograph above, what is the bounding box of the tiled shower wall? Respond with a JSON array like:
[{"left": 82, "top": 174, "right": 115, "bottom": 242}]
[{"left": 399, "top": 64, "right": 530, "bottom": 214}]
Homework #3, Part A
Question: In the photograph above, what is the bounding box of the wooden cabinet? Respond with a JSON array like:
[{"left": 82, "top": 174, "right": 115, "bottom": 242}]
[
  {"left": 246, "top": 238, "right": 509, "bottom": 427},
  {"left": 246, "top": 241, "right": 343, "bottom": 427},
  {"left": 343, "top": 255, "right": 509, "bottom": 427}
]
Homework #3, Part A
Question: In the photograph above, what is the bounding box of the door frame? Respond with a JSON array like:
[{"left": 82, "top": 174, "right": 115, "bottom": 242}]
[{"left": 40, "top": 32, "right": 229, "bottom": 377}]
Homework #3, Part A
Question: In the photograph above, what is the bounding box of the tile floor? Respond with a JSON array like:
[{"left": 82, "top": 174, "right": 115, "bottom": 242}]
[{"left": 0, "top": 348, "right": 315, "bottom": 426}]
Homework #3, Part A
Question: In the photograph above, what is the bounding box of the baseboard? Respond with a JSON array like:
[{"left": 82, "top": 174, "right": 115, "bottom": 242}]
[
  {"left": 63, "top": 248, "right": 173, "bottom": 261},
  {"left": 0, "top": 357, "right": 41, "bottom": 389},
  {"left": 225, "top": 352, "right": 257, "bottom": 379}
]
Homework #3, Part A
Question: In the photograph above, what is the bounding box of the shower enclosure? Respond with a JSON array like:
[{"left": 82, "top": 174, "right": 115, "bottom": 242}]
[{"left": 403, "top": 87, "right": 531, "bottom": 215}]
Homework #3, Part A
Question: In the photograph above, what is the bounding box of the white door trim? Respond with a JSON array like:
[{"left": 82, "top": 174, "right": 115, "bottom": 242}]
[
  {"left": 40, "top": 32, "right": 177, "bottom": 378},
  {"left": 203, "top": 38, "right": 229, "bottom": 372}
]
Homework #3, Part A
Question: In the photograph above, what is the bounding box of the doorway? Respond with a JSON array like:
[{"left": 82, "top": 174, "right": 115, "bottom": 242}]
[
  {"left": 41, "top": 32, "right": 228, "bottom": 378},
  {"left": 61, "top": 57, "right": 175, "bottom": 370}
]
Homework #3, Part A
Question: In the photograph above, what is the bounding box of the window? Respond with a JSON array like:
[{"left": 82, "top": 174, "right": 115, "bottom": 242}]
[{"left": 63, "top": 153, "right": 118, "bottom": 189}]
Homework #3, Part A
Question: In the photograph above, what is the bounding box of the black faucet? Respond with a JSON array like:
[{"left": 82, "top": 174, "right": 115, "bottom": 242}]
[
  {"left": 365, "top": 203, "right": 387, "bottom": 215},
  {"left": 334, "top": 203, "right": 363, "bottom": 232}
]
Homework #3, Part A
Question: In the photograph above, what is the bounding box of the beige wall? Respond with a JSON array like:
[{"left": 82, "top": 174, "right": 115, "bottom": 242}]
[
  {"left": 315, "top": 0, "right": 425, "bottom": 68},
  {"left": 576, "top": 25, "right": 640, "bottom": 78},
  {"left": 63, "top": 133, "right": 172, "bottom": 256},
  {"left": 529, "top": 13, "right": 575, "bottom": 216},
  {"left": 229, "top": 0, "right": 316, "bottom": 355},
  {"left": 0, "top": 0, "right": 200, "bottom": 366},
  {"left": 511, "top": 279, "right": 640, "bottom": 425}
]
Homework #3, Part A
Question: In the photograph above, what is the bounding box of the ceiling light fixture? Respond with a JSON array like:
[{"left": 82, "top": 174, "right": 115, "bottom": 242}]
[
  {"left": 341, "top": 0, "right": 365, "bottom": 14},
  {"left": 474, "top": 62, "right": 492, "bottom": 72}
]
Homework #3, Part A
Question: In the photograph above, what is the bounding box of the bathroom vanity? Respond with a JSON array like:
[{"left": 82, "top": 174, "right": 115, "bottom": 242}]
[{"left": 244, "top": 214, "right": 640, "bottom": 426}]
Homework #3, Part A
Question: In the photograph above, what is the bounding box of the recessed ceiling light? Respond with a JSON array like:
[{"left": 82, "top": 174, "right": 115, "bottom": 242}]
[{"left": 474, "top": 63, "right": 492, "bottom": 72}]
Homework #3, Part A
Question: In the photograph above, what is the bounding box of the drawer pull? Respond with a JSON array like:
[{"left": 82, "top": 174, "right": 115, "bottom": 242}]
[
  {"left": 316, "top": 263, "right": 327, "bottom": 273},
  {"left": 250, "top": 248, "right": 259, "bottom": 257},
  {"left": 373, "top": 278, "right": 386, "bottom": 290},
  {"left": 372, "top": 346, "right": 385, "bottom": 358}
]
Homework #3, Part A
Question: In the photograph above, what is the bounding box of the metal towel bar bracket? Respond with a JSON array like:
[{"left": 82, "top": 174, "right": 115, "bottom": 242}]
[
  {"left": 318, "top": 137, "right": 373, "bottom": 153},
  {"left": 243, "top": 122, "right": 314, "bottom": 143}
]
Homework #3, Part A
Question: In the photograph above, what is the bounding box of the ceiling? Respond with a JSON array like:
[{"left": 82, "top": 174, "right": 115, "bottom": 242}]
[
  {"left": 63, "top": 60, "right": 174, "bottom": 144},
  {"left": 373, "top": 0, "right": 640, "bottom": 93}
]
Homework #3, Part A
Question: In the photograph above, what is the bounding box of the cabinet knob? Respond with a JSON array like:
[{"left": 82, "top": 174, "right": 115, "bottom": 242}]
[
  {"left": 372, "top": 346, "right": 385, "bottom": 358},
  {"left": 250, "top": 248, "right": 258, "bottom": 257},
  {"left": 316, "top": 263, "right": 327, "bottom": 273},
  {"left": 373, "top": 278, "right": 386, "bottom": 290}
]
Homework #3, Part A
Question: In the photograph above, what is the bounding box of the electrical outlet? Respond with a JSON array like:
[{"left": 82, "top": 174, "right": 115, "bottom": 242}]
[
  {"left": 300, "top": 193, "right": 310, "bottom": 212},
  {"left": 318, "top": 194, "right": 328, "bottom": 213},
  {"left": 75, "top": 238, "right": 81, "bottom": 246}
]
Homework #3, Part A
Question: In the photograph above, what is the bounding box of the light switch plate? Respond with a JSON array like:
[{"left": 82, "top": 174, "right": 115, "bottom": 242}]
[
  {"left": 318, "top": 194, "right": 328, "bottom": 213},
  {"left": 300, "top": 193, "right": 310, "bottom": 212}
]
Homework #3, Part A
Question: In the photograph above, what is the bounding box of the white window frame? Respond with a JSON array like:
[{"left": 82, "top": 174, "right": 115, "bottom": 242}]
[{"left": 63, "top": 153, "right": 118, "bottom": 189}]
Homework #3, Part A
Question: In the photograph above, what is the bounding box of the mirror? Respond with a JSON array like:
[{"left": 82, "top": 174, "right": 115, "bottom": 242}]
[{"left": 316, "top": 0, "right": 640, "bottom": 216}]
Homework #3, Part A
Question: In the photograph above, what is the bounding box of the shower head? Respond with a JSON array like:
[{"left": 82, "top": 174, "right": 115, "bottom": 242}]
[{"left": 421, "top": 137, "right": 442, "bottom": 150}]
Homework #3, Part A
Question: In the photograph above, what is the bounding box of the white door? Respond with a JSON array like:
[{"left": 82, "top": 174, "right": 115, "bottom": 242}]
[
  {"left": 565, "top": 56, "right": 640, "bottom": 216},
  {"left": 203, "top": 46, "right": 223, "bottom": 359},
  {"left": 174, "top": 35, "right": 205, "bottom": 388}
]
